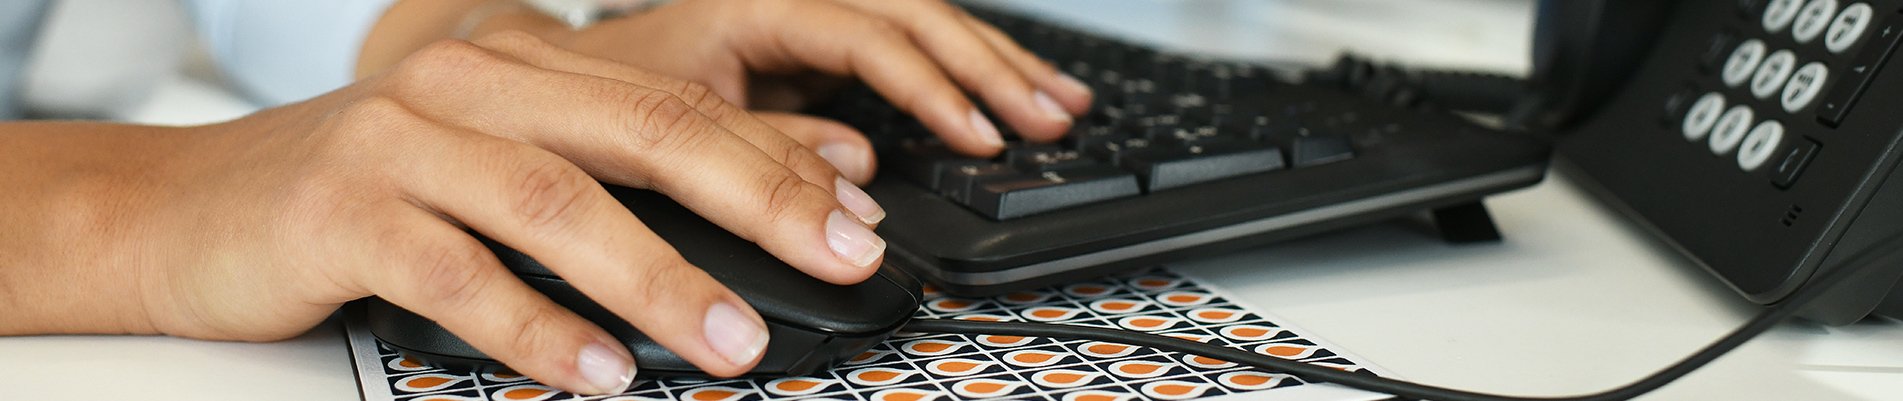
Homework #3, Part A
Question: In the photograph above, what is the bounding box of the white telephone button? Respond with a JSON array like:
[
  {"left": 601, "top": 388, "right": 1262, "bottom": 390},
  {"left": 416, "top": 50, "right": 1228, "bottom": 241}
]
[
  {"left": 1684, "top": 92, "right": 1727, "bottom": 141},
  {"left": 1826, "top": 3, "right": 1873, "bottom": 53},
  {"left": 1738, "top": 121, "right": 1786, "bottom": 172},
  {"left": 1710, "top": 105, "right": 1755, "bottom": 155},
  {"left": 1793, "top": 0, "right": 1839, "bottom": 43},
  {"left": 1783, "top": 62, "right": 1830, "bottom": 112},
  {"left": 1751, "top": 50, "right": 1798, "bottom": 99},
  {"left": 1724, "top": 39, "right": 1768, "bottom": 87},
  {"left": 1765, "top": 0, "right": 1806, "bottom": 33}
]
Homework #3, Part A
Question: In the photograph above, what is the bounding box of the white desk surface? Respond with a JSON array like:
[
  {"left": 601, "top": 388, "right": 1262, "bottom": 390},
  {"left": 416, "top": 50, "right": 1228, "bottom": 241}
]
[{"left": 4, "top": 1, "right": 1901, "bottom": 400}]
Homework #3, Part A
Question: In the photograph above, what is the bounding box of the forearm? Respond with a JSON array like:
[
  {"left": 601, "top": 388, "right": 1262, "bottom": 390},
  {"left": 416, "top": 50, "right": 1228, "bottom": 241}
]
[
  {"left": 0, "top": 122, "right": 218, "bottom": 335},
  {"left": 356, "top": 0, "right": 570, "bottom": 78}
]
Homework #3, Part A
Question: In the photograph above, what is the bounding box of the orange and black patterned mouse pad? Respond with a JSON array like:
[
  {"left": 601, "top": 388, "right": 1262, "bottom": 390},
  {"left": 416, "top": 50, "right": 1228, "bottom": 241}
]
[{"left": 346, "top": 268, "right": 1392, "bottom": 401}]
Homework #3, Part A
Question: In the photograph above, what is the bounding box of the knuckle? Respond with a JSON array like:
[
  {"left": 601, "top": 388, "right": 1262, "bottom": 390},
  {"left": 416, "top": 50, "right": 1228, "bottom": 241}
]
[
  {"left": 506, "top": 156, "right": 598, "bottom": 232},
  {"left": 626, "top": 92, "right": 714, "bottom": 156},
  {"left": 502, "top": 304, "right": 562, "bottom": 358},
  {"left": 622, "top": 258, "right": 690, "bottom": 312},
  {"left": 392, "top": 40, "right": 498, "bottom": 86},
  {"left": 405, "top": 237, "right": 494, "bottom": 309},
  {"left": 672, "top": 80, "right": 745, "bottom": 122},
  {"left": 778, "top": 143, "right": 830, "bottom": 177},
  {"left": 860, "top": 17, "right": 902, "bottom": 37},
  {"left": 754, "top": 172, "right": 812, "bottom": 225},
  {"left": 672, "top": 81, "right": 721, "bottom": 109}
]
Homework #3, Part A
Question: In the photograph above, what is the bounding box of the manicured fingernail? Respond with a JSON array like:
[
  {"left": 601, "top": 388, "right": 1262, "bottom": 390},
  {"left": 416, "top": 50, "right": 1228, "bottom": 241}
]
[
  {"left": 1034, "top": 90, "right": 1072, "bottom": 123},
  {"left": 968, "top": 110, "right": 1004, "bottom": 148},
  {"left": 816, "top": 142, "right": 871, "bottom": 180},
  {"left": 1058, "top": 73, "right": 1093, "bottom": 97},
  {"left": 703, "top": 301, "right": 769, "bottom": 367},
  {"left": 576, "top": 342, "right": 635, "bottom": 395},
  {"left": 835, "top": 177, "right": 885, "bottom": 225},
  {"left": 826, "top": 209, "right": 885, "bottom": 268}
]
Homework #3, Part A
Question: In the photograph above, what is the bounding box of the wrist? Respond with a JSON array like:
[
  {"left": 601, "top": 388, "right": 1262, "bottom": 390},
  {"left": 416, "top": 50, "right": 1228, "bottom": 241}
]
[{"left": 0, "top": 122, "right": 223, "bottom": 336}]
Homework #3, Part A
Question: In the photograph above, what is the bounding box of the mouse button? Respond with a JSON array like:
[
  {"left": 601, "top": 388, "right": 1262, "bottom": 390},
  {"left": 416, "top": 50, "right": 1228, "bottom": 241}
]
[
  {"left": 876, "top": 265, "right": 926, "bottom": 300},
  {"left": 605, "top": 187, "right": 919, "bottom": 336},
  {"left": 721, "top": 266, "right": 920, "bottom": 336}
]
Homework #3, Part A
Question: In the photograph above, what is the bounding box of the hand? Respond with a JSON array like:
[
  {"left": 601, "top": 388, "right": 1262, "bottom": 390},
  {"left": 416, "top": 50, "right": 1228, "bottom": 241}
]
[
  {"left": 0, "top": 34, "right": 887, "bottom": 395},
  {"left": 511, "top": 0, "right": 1096, "bottom": 165}
]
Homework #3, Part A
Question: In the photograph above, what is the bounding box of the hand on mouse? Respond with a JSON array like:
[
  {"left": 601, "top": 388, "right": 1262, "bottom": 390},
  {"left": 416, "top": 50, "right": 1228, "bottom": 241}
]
[
  {"left": 0, "top": 34, "right": 884, "bottom": 395},
  {"left": 360, "top": 0, "right": 1095, "bottom": 179}
]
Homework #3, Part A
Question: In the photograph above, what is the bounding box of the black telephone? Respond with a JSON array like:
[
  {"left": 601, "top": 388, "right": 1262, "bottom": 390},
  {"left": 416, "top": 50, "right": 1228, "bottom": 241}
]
[{"left": 1540, "top": 0, "right": 1903, "bottom": 324}]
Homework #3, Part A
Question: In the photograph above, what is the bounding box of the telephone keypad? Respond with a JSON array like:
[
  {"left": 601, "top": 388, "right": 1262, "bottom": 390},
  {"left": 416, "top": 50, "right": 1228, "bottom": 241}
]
[{"left": 1669, "top": 1, "right": 1903, "bottom": 179}]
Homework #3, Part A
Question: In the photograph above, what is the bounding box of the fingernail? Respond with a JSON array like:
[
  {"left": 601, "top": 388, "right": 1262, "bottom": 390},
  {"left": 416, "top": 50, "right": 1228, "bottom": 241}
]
[
  {"left": 816, "top": 142, "right": 871, "bottom": 180},
  {"left": 826, "top": 209, "right": 886, "bottom": 268},
  {"left": 703, "top": 301, "right": 770, "bottom": 367},
  {"left": 576, "top": 342, "right": 635, "bottom": 395},
  {"left": 1034, "top": 90, "right": 1072, "bottom": 123},
  {"left": 967, "top": 110, "right": 1004, "bottom": 149},
  {"left": 1057, "top": 73, "right": 1093, "bottom": 97},
  {"left": 834, "top": 177, "right": 885, "bottom": 225}
]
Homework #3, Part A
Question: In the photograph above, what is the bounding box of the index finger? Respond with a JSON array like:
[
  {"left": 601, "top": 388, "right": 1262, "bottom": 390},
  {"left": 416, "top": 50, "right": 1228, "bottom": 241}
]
[
  {"left": 828, "top": 0, "right": 1091, "bottom": 142},
  {"left": 737, "top": 0, "right": 1009, "bottom": 156}
]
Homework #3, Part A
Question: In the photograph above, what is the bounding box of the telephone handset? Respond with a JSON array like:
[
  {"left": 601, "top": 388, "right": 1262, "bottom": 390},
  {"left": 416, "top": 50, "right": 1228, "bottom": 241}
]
[{"left": 1543, "top": 0, "right": 1903, "bottom": 324}]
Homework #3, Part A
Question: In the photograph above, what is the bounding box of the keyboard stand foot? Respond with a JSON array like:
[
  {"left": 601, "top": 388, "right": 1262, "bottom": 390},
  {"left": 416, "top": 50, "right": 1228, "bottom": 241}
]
[{"left": 1431, "top": 201, "right": 1502, "bottom": 243}]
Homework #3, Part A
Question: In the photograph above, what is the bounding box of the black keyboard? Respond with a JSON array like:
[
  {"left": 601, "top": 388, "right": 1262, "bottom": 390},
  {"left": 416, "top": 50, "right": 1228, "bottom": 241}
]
[{"left": 810, "top": 5, "right": 1552, "bottom": 295}]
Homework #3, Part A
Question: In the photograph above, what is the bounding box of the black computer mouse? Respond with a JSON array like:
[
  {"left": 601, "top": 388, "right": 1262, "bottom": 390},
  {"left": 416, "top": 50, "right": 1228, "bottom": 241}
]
[{"left": 363, "top": 184, "right": 923, "bottom": 377}]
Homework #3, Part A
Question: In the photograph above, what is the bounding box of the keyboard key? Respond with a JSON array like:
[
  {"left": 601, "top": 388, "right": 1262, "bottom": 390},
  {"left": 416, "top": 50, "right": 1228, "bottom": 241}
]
[
  {"left": 1086, "top": 137, "right": 1157, "bottom": 165},
  {"left": 1009, "top": 148, "right": 1101, "bottom": 172},
  {"left": 939, "top": 163, "right": 1018, "bottom": 204},
  {"left": 1119, "top": 141, "right": 1286, "bottom": 191},
  {"left": 1291, "top": 136, "right": 1357, "bottom": 167},
  {"left": 999, "top": 144, "right": 1065, "bottom": 163},
  {"left": 894, "top": 141, "right": 987, "bottom": 188},
  {"left": 1063, "top": 126, "right": 1130, "bottom": 151},
  {"left": 965, "top": 166, "right": 1141, "bottom": 219}
]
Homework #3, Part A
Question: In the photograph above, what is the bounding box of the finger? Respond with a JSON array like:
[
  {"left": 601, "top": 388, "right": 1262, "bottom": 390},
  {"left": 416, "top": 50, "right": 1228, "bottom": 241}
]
[
  {"left": 751, "top": 111, "right": 878, "bottom": 187},
  {"left": 356, "top": 100, "right": 774, "bottom": 377},
  {"left": 471, "top": 33, "right": 887, "bottom": 226},
  {"left": 385, "top": 40, "right": 886, "bottom": 286},
  {"left": 826, "top": 0, "right": 1079, "bottom": 142},
  {"left": 359, "top": 204, "right": 635, "bottom": 395},
  {"left": 734, "top": 0, "right": 1005, "bottom": 156},
  {"left": 960, "top": 13, "right": 1094, "bottom": 115}
]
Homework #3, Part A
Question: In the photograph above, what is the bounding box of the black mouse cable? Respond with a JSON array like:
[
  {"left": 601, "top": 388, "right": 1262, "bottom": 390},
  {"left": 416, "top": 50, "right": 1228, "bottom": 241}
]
[{"left": 902, "top": 232, "right": 1903, "bottom": 401}]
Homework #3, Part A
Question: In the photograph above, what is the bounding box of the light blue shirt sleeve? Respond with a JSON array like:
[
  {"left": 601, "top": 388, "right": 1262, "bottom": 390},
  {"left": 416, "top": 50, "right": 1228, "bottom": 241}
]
[
  {"left": 1, "top": 0, "right": 52, "bottom": 119},
  {"left": 183, "top": 0, "right": 398, "bottom": 107}
]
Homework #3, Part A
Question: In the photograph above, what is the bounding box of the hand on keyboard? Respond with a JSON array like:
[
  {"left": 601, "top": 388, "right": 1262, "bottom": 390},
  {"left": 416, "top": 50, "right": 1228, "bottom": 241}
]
[{"left": 454, "top": 0, "right": 1097, "bottom": 162}]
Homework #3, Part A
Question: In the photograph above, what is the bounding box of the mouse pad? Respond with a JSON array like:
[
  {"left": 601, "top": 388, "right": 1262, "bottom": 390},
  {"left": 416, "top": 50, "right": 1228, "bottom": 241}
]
[{"left": 344, "top": 267, "right": 1392, "bottom": 401}]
